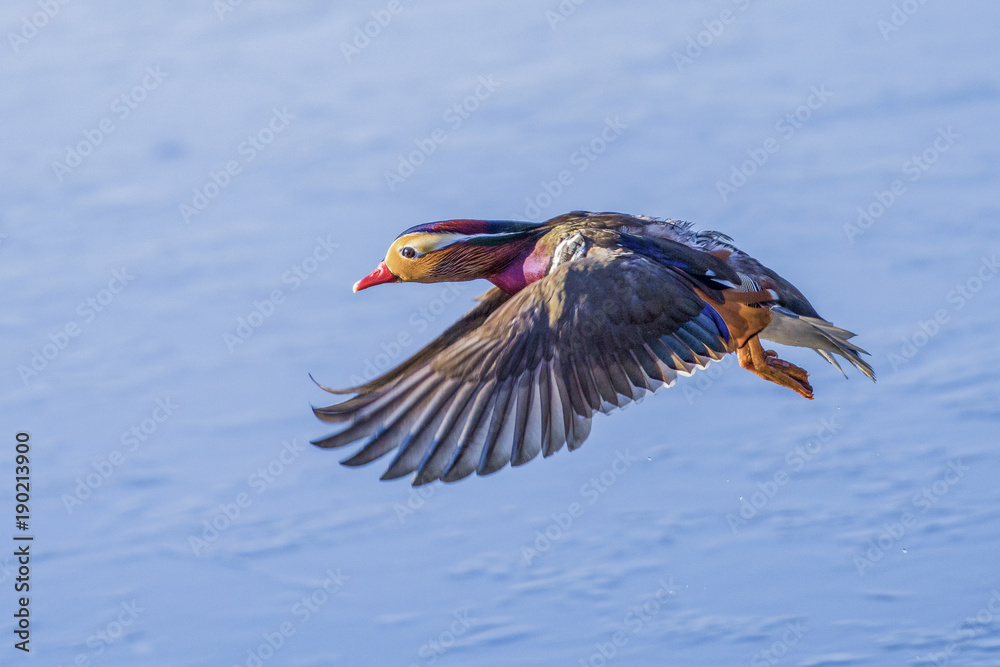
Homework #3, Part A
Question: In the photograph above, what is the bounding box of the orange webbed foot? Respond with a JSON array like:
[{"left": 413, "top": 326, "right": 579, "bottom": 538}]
[{"left": 738, "top": 336, "right": 814, "bottom": 399}]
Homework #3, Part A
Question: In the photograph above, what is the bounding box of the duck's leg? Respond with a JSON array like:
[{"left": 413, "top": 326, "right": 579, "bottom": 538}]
[{"left": 737, "top": 335, "right": 814, "bottom": 399}]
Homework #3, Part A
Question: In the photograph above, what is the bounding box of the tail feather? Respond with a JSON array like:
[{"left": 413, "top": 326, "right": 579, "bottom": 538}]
[
  {"left": 761, "top": 307, "right": 876, "bottom": 382},
  {"left": 815, "top": 349, "right": 847, "bottom": 377}
]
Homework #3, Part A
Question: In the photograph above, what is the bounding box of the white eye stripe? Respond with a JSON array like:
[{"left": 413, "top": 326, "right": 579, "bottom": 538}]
[
  {"left": 396, "top": 233, "right": 465, "bottom": 256},
  {"left": 421, "top": 233, "right": 468, "bottom": 252},
  {"left": 422, "top": 232, "right": 528, "bottom": 251},
  {"left": 397, "top": 230, "right": 536, "bottom": 256}
]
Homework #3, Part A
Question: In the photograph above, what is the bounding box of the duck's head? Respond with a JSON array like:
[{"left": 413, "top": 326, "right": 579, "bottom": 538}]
[{"left": 354, "top": 219, "right": 545, "bottom": 292}]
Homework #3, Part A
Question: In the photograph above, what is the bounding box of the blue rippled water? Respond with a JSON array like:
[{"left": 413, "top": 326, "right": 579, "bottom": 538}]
[{"left": 2, "top": 1, "right": 999, "bottom": 665}]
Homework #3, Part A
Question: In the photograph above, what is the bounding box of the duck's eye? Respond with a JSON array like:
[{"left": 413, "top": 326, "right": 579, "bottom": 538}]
[{"left": 400, "top": 246, "right": 417, "bottom": 259}]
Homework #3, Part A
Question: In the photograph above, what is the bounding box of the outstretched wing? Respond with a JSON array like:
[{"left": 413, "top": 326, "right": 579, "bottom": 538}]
[{"left": 312, "top": 249, "right": 731, "bottom": 485}]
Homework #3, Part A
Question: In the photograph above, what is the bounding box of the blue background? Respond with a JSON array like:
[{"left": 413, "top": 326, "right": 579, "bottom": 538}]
[{"left": 2, "top": 1, "right": 999, "bottom": 665}]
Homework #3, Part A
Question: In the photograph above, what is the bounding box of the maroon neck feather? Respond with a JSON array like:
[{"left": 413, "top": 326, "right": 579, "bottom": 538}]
[{"left": 486, "top": 237, "right": 551, "bottom": 294}]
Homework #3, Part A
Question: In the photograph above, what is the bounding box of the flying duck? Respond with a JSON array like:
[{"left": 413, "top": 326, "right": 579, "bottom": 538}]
[{"left": 312, "top": 211, "right": 874, "bottom": 485}]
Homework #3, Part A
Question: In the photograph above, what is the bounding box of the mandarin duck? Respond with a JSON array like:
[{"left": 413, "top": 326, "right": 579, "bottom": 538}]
[{"left": 312, "top": 211, "right": 874, "bottom": 485}]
